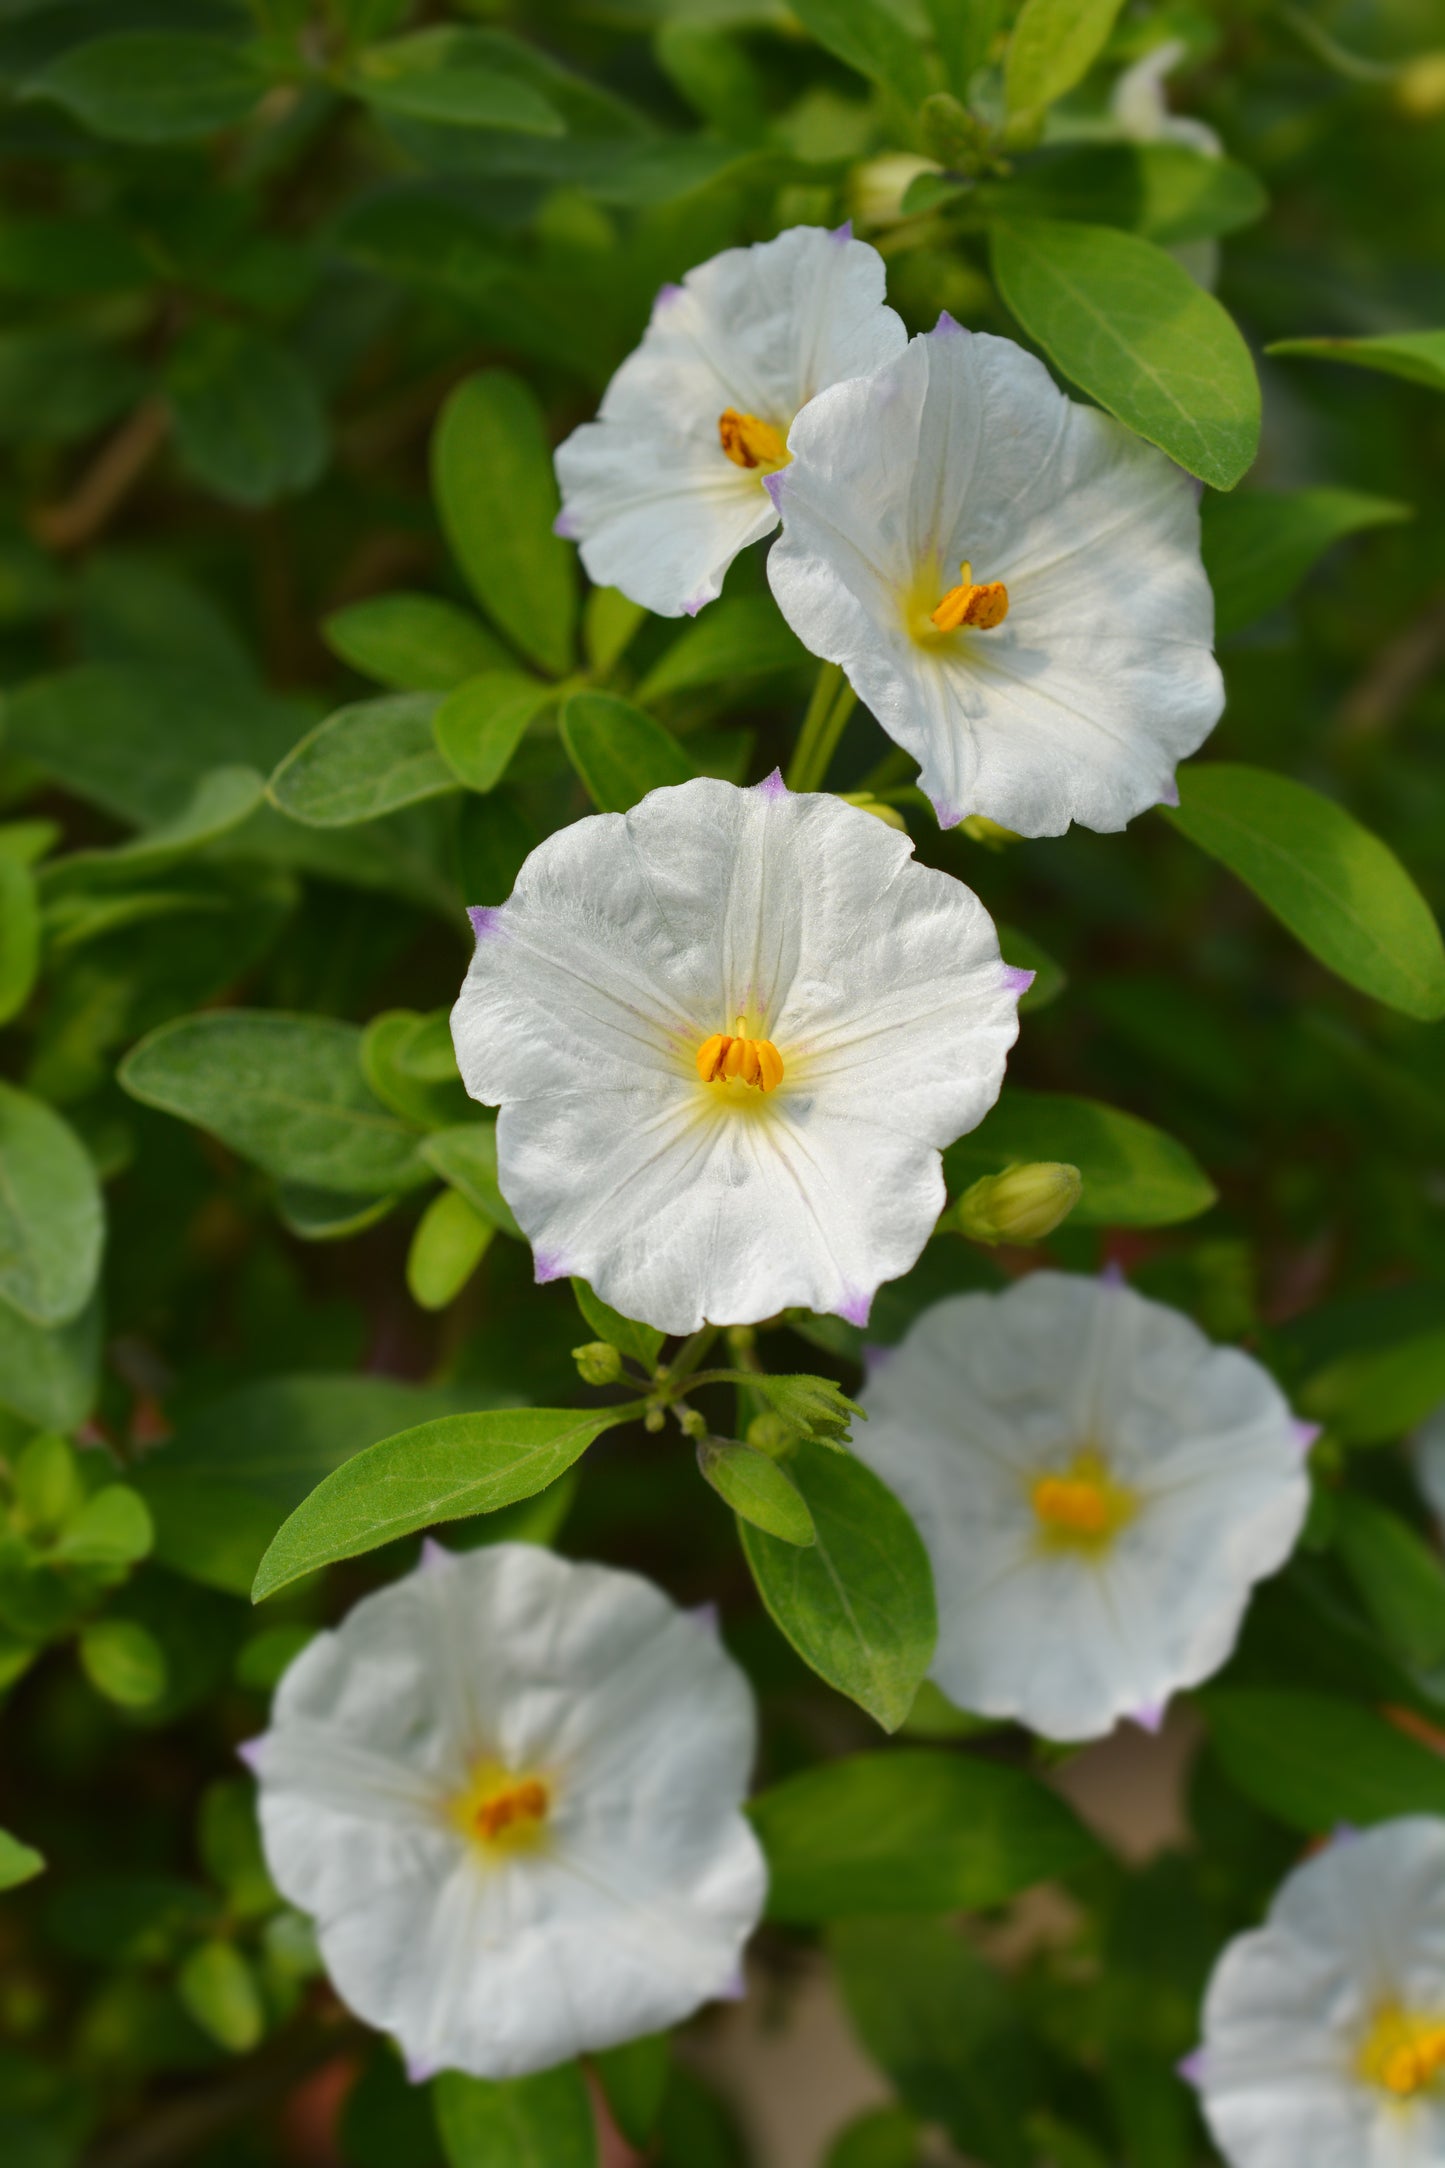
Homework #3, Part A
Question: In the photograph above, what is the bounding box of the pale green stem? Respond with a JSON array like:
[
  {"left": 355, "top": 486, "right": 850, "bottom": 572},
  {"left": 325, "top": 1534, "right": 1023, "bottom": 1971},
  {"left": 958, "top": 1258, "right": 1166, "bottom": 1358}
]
[{"left": 787, "top": 666, "right": 858, "bottom": 793}]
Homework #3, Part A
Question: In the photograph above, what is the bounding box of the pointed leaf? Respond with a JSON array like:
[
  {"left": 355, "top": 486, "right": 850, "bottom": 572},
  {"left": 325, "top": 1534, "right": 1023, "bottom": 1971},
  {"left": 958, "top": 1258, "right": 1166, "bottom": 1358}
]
[
  {"left": 434, "top": 673, "right": 554, "bottom": 792},
  {"left": 1202, "top": 486, "right": 1411, "bottom": 638},
  {"left": 560, "top": 691, "right": 693, "bottom": 814},
  {"left": 1267, "top": 329, "right": 1445, "bottom": 393},
  {"left": 269, "top": 695, "right": 456, "bottom": 828},
  {"left": 699, "top": 1437, "right": 815, "bottom": 1545},
  {"left": 0, "top": 1084, "right": 103, "bottom": 1327}
]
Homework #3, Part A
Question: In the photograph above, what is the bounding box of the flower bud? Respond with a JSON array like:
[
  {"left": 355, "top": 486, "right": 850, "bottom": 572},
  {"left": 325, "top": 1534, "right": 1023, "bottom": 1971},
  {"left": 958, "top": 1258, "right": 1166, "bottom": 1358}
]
[
  {"left": 572, "top": 1341, "right": 624, "bottom": 1387},
  {"left": 952, "top": 1162, "right": 1083, "bottom": 1246},
  {"left": 746, "top": 1411, "right": 798, "bottom": 1459},
  {"left": 849, "top": 153, "right": 941, "bottom": 230}
]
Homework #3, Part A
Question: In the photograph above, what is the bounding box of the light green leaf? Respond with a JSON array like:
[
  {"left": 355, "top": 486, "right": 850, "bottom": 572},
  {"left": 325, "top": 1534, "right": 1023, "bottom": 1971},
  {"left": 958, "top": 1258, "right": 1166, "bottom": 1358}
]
[
  {"left": 560, "top": 691, "right": 694, "bottom": 814},
  {"left": 1165, "top": 764, "right": 1445, "bottom": 1021},
  {"left": 1266, "top": 329, "right": 1445, "bottom": 393},
  {"left": 275, "top": 1185, "right": 401, "bottom": 1243},
  {"left": 351, "top": 29, "right": 564, "bottom": 134},
  {"left": 981, "top": 143, "right": 1266, "bottom": 243},
  {"left": 1204, "top": 1689, "right": 1445, "bottom": 1831},
  {"left": 570, "top": 1279, "right": 664, "bottom": 1371},
  {"left": 1202, "top": 487, "right": 1411, "bottom": 638},
  {"left": 120, "top": 1012, "right": 429, "bottom": 1195},
  {"left": 824, "top": 2106, "right": 922, "bottom": 2168},
  {"left": 434, "top": 674, "right": 554, "bottom": 793},
  {"left": 944, "top": 1089, "right": 1216, "bottom": 1227},
  {"left": 0, "top": 856, "right": 39, "bottom": 1025},
  {"left": 1006, "top": 0, "right": 1124, "bottom": 113},
  {"left": 177, "top": 1941, "right": 265, "bottom": 2055},
  {"left": 0, "top": 1293, "right": 101, "bottom": 1433},
  {"left": 0, "top": 1827, "right": 44, "bottom": 1891},
  {"left": 269, "top": 695, "right": 456, "bottom": 827},
  {"left": 0, "top": 1084, "right": 103, "bottom": 1328},
  {"left": 636, "top": 595, "right": 808, "bottom": 703},
  {"left": 923, "top": 0, "right": 1002, "bottom": 98},
  {"left": 43, "top": 768, "right": 266, "bottom": 897},
  {"left": 253, "top": 1405, "right": 636, "bottom": 1599},
  {"left": 52, "top": 1486, "right": 153, "bottom": 1569},
  {"left": 740, "top": 1442, "right": 936, "bottom": 1731},
  {"left": 167, "top": 325, "right": 328, "bottom": 509},
  {"left": 22, "top": 33, "right": 267, "bottom": 145},
  {"left": 406, "top": 1189, "right": 493, "bottom": 1310},
  {"left": 583, "top": 587, "right": 647, "bottom": 675},
  {"left": 788, "top": 0, "right": 931, "bottom": 107},
  {"left": 750, "top": 1749, "right": 1098, "bottom": 1920},
  {"left": 323, "top": 593, "right": 512, "bottom": 692},
  {"left": 433, "top": 372, "right": 577, "bottom": 678},
  {"left": 592, "top": 2036, "right": 669, "bottom": 2152},
  {"left": 698, "top": 1437, "right": 815, "bottom": 1545},
  {"left": 434, "top": 2065, "right": 597, "bottom": 2168},
  {"left": 1333, "top": 1499, "right": 1445, "bottom": 1671},
  {"left": 361, "top": 1010, "right": 468, "bottom": 1131},
  {"left": 422, "top": 1125, "right": 523, "bottom": 1239},
  {"left": 80, "top": 1618, "right": 168, "bottom": 1709},
  {"left": 1300, "top": 1326, "right": 1445, "bottom": 1446},
  {"left": 991, "top": 217, "right": 1261, "bottom": 490}
]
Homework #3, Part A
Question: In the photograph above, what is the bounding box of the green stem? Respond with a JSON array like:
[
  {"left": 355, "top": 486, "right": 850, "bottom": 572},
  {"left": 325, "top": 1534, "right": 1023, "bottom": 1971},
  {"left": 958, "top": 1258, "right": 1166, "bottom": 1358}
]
[
  {"left": 1275, "top": 2, "right": 1400, "bottom": 83},
  {"left": 787, "top": 667, "right": 858, "bottom": 794},
  {"left": 661, "top": 1327, "right": 719, "bottom": 1394}
]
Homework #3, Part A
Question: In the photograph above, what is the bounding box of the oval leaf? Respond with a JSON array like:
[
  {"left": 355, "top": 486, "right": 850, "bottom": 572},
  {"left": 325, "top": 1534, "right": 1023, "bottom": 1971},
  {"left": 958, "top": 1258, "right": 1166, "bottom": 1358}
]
[
  {"left": 323, "top": 593, "right": 511, "bottom": 692},
  {"left": 351, "top": 30, "right": 564, "bottom": 135},
  {"left": 1165, "top": 764, "right": 1445, "bottom": 1020},
  {"left": 991, "top": 217, "right": 1261, "bottom": 490},
  {"left": 434, "top": 2066, "right": 597, "bottom": 2168},
  {"left": 406, "top": 1189, "right": 493, "bottom": 1311},
  {"left": 944, "top": 1088, "right": 1216, "bottom": 1227},
  {"left": 1203, "top": 1689, "right": 1445, "bottom": 1832},
  {"left": 434, "top": 673, "right": 554, "bottom": 793},
  {"left": 560, "top": 691, "right": 694, "bottom": 814},
  {"left": 1267, "top": 329, "right": 1445, "bottom": 393},
  {"left": 23, "top": 33, "right": 266, "bottom": 145},
  {"left": 1006, "top": 0, "right": 1125, "bottom": 115},
  {"left": 0, "top": 1083, "right": 103, "bottom": 1327},
  {"left": 167, "top": 325, "right": 328, "bottom": 509},
  {"left": 1202, "top": 486, "right": 1411, "bottom": 638},
  {"left": 739, "top": 1442, "right": 937, "bottom": 1732},
  {"left": 269, "top": 695, "right": 456, "bottom": 827},
  {"left": 699, "top": 1436, "right": 815, "bottom": 1546}
]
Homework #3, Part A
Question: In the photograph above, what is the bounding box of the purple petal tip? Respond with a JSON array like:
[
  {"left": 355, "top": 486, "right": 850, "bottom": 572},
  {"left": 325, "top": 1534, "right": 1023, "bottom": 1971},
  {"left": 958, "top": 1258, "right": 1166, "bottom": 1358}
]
[
  {"left": 755, "top": 766, "right": 787, "bottom": 798},
  {"left": 934, "top": 310, "right": 967, "bottom": 337},
  {"left": 1290, "top": 1418, "right": 1323, "bottom": 1455},
  {"left": 682, "top": 590, "right": 709, "bottom": 618},
  {"left": 717, "top": 1963, "right": 748, "bottom": 2003},
  {"left": 652, "top": 281, "right": 684, "bottom": 317},
  {"left": 838, "top": 1289, "right": 873, "bottom": 1328},
  {"left": 830, "top": 219, "right": 854, "bottom": 243},
  {"left": 533, "top": 1249, "right": 568, "bottom": 1285},
  {"left": 762, "top": 471, "right": 786, "bottom": 510},
  {"left": 1176, "top": 2049, "right": 1206, "bottom": 2090},
  {"left": 932, "top": 797, "right": 964, "bottom": 830},
  {"left": 420, "top": 1537, "right": 453, "bottom": 1573},
  {"left": 405, "top": 2054, "right": 439, "bottom": 2086},
  {"left": 1100, "top": 1259, "right": 1127, "bottom": 1287},
  {"left": 1001, "top": 964, "right": 1036, "bottom": 997},
  {"left": 552, "top": 507, "right": 580, "bottom": 541},
  {"left": 687, "top": 1601, "right": 721, "bottom": 1638},
  {"left": 468, "top": 904, "right": 504, "bottom": 941},
  {"left": 236, "top": 1737, "right": 264, "bottom": 1774},
  {"left": 861, "top": 1341, "right": 895, "bottom": 1376},
  {"left": 1131, "top": 1700, "right": 1167, "bottom": 1736},
  {"left": 1158, "top": 774, "right": 1182, "bottom": 809}
]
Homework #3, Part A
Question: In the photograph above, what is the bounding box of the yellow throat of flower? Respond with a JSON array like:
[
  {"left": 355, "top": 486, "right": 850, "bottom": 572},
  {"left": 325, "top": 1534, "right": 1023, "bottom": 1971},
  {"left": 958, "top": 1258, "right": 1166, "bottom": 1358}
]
[
  {"left": 450, "top": 1761, "right": 551, "bottom": 1857},
  {"left": 1360, "top": 2006, "right": 1445, "bottom": 2099},
  {"left": 696, "top": 1019, "right": 785, "bottom": 1093},
  {"left": 907, "top": 560, "right": 1010, "bottom": 645},
  {"left": 1029, "top": 1450, "right": 1137, "bottom": 1554},
  {"left": 718, "top": 409, "right": 790, "bottom": 474}
]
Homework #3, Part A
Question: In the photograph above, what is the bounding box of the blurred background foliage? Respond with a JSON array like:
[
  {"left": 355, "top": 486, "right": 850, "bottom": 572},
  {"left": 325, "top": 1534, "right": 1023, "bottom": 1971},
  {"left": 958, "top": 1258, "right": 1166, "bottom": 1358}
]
[{"left": 1, "top": 0, "right": 1445, "bottom": 2163}]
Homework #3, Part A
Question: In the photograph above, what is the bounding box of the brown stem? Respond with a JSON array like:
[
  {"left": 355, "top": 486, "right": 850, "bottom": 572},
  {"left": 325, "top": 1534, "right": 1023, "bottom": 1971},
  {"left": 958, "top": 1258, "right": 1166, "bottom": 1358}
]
[
  {"left": 30, "top": 400, "right": 171, "bottom": 555},
  {"left": 1336, "top": 581, "right": 1445, "bottom": 734}
]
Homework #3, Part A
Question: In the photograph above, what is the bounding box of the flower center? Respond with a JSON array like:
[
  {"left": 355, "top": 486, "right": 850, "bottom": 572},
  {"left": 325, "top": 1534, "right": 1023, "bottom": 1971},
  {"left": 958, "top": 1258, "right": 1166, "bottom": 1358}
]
[
  {"left": 931, "top": 560, "right": 1009, "bottom": 633},
  {"left": 450, "top": 1761, "right": 551, "bottom": 1856},
  {"left": 696, "top": 1018, "right": 785, "bottom": 1093},
  {"left": 1029, "top": 1450, "right": 1137, "bottom": 1553},
  {"left": 718, "top": 409, "right": 790, "bottom": 473},
  {"left": 1359, "top": 2006, "right": 1445, "bottom": 2098}
]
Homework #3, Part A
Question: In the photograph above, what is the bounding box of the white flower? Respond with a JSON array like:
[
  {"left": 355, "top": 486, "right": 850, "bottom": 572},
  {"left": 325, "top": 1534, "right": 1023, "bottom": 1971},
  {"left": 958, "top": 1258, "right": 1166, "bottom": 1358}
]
[
  {"left": 1194, "top": 1819, "right": 1445, "bottom": 2167},
  {"left": 1112, "top": 38, "right": 1222, "bottom": 157},
  {"left": 852, "top": 1271, "right": 1310, "bottom": 1741},
  {"left": 553, "top": 223, "right": 905, "bottom": 618},
  {"left": 766, "top": 320, "right": 1224, "bottom": 837},
  {"left": 247, "top": 1542, "right": 766, "bottom": 2081},
  {"left": 1414, "top": 1403, "right": 1445, "bottom": 1528},
  {"left": 451, "top": 775, "right": 1024, "bottom": 1336}
]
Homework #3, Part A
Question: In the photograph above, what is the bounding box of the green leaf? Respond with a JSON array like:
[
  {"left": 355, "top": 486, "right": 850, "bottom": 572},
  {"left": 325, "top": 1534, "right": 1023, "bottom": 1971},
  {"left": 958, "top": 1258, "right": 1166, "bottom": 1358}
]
[
  {"left": 351, "top": 29, "right": 564, "bottom": 134},
  {"left": 593, "top": 2036, "right": 670, "bottom": 2151},
  {"left": 981, "top": 144, "right": 1266, "bottom": 244},
  {"left": 824, "top": 2108, "right": 922, "bottom": 2168},
  {"left": 990, "top": 218, "right": 1261, "bottom": 490},
  {"left": 1266, "top": 329, "right": 1445, "bottom": 393},
  {"left": 0, "top": 1293, "right": 101, "bottom": 1433},
  {"left": 0, "top": 1084, "right": 103, "bottom": 1328},
  {"left": 560, "top": 692, "right": 694, "bottom": 814},
  {"left": 1006, "top": 0, "right": 1125, "bottom": 114},
  {"left": 167, "top": 325, "right": 329, "bottom": 509},
  {"left": 323, "top": 594, "right": 512, "bottom": 692},
  {"left": 120, "top": 1012, "right": 429, "bottom": 1196},
  {"left": 583, "top": 587, "right": 647, "bottom": 676},
  {"left": 788, "top": 0, "right": 931, "bottom": 107},
  {"left": 361, "top": 1010, "right": 468, "bottom": 1131},
  {"left": 407, "top": 1189, "right": 493, "bottom": 1310},
  {"left": 923, "top": 0, "right": 1002, "bottom": 99},
  {"left": 739, "top": 1442, "right": 936, "bottom": 1732},
  {"left": 0, "top": 856, "right": 39, "bottom": 1025},
  {"left": 1201, "top": 487, "right": 1411, "bottom": 638},
  {"left": 52, "top": 1486, "right": 153, "bottom": 1569},
  {"left": 636, "top": 596, "right": 808, "bottom": 703},
  {"left": 750, "top": 1749, "right": 1098, "bottom": 1920},
  {"left": 1301, "top": 1327, "right": 1445, "bottom": 1445},
  {"left": 79, "top": 1618, "right": 168, "bottom": 1709},
  {"left": 0, "top": 1827, "right": 44, "bottom": 1892},
  {"left": 422, "top": 1125, "right": 524, "bottom": 1239},
  {"left": 43, "top": 770, "right": 266, "bottom": 900},
  {"left": 698, "top": 1437, "right": 815, "bottom": 1545},
  {"left": 433, "top": 372, "right": 577, "bottom": 678},
  {"left": 434, "top": 2065, "right": 597, "bottom": 2168},
  {"left": 434, "top": 674, "right": 554, "bottom": 793},
  {"left": 1333, "top": 1499, "right": 1445, "bottom": 1671},
  {"left": 177, "top": 1941, "right": 265, "bottom": 2055},
  {"left": 944, "top": 1089, "right": 1216, "bottom": 1227},
  {"left": 22, "top": 33, "right": 267, "bottom": 145},
  {"left": 268, "top": 696, "right": 455, "bottom": 828},
  {"left": 1203, "top": 1689, "right": 1445, "bottom": 1831},
  {"left": 276, "top": 1185, "right": 401, "bottom": 1243},
  {"left": 570, "top": 1280, "right": 664, "bottom": 1371},
  {"left": 1164, "top": 764, "right": 1445, "bottom": 1021},
  {"left": 134, "top": 1374, "right": 496, "bottom": 1597},
  {"left": 253, "top": 1405, "right": 635, "bottom": 1599}
]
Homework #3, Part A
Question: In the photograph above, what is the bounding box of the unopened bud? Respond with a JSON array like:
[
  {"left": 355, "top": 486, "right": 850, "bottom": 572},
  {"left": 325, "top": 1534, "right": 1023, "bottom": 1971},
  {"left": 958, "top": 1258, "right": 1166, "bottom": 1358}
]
[
  {"left": 1398, "top": 52, "right": 1445, "bottom": 118},
  {"left": 747, "top": 1411, "right": 797, "bottom": 1458},
  {"left": 952, "top": 1162, "right": 1082, "bottom": 1246},
  {"left": 960, "top": 814, "right": 1021, "bottom": 850},
  {"left": 677, "top": 1405, "right": 707, "bottom": 1440},
  {"left": 849, "top": 152, "right": 941, "bottom": 230},
  {"left": 919, "top": 92, "right": 993, "bottom": 172},
  {"left": 841, "top": 791, "right": 908, "bottom": 832},
  {"left": 572, "top": 1341, "right": 623, "bottom": 1387}
]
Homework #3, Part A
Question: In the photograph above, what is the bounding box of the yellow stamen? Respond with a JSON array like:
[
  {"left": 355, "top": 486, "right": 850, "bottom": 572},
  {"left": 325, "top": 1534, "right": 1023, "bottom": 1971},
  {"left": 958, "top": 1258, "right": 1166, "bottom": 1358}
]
[
  {"left": 1029, "top": 1450, "right": 1136, "bottom": 1553},
  {"left": 1359, "top": 2006, "right": 1445, "bottom": 2098},
  {"left": 696, "top": 1018, "right": 785, "bottom": 1093},
  {"left": 930, "top": 559, "right": 1009, "bottom": 633},
  {"left": 449, "top": 1762, "right": 551, "bottom": 1856},
  {"left": 719, "top": 409, "right": 790, "bottom": 472}
]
